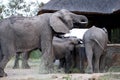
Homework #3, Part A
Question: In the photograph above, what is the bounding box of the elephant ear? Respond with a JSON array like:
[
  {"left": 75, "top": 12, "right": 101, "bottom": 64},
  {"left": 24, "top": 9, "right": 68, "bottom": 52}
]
[{"left": 50, "top": 12, "right": 69, "bottom": 34}]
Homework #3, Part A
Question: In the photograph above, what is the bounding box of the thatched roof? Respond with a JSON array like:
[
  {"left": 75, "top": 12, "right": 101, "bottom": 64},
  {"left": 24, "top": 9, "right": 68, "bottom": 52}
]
[
  {"left": 38, "top": 0, "right": 120, "bottom": 14},
  {"left": 38, "top": 0, "right": 120, "bottom": 29}
]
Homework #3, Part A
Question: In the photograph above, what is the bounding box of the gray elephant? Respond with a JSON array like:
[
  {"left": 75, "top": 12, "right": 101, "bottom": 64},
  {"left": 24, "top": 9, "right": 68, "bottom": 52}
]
[
  {"left": 83, "top": 26, "right": 108, "bottom": 73},
  {"left": 0, "top": 9, "right": 88, "bottom": 77},
  {"left": 53, "top": 36, "right": 80, "bottom": 73},
  {"left": 13, "top": 36, "right": 80, "bottom": 73}
]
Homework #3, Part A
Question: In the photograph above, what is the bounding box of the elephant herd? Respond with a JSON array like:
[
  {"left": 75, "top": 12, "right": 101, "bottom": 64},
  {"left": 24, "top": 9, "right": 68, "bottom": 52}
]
[{"left": 0, "top": 9, "right": 108, "bottom": 77}]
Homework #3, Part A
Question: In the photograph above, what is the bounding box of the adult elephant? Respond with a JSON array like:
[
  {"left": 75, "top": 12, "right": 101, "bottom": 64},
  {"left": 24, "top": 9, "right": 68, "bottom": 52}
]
[
  {"left": 13, "top": 36, "right": 80, "bottom": 73},
  {"left": 0, "top": 9, "right": 88, "bottom": 77},
  {"left": 83, "top": 26, "right": 108, "bottom": 73}
]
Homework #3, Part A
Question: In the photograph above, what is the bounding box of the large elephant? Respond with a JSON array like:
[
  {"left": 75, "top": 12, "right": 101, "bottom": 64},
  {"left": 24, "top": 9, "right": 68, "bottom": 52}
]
[
  {"left": 83, "top": 26, "right": 108, "bottom": 73},
  {"left": 0, "top": 9, "right": 88, "bottom": 77},
  {"left": 13, "top": 36, "right": 80, "bottom": 73}
]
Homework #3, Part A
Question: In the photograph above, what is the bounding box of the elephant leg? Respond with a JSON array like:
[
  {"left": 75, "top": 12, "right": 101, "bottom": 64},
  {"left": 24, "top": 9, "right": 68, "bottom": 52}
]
[
  {"left": 41, "top": 46, "right": 54, "bottom": 73},
  {"left": 79, "top": 46, "right": 86, "bottom": 73},
  {"left": 0, "top": 46, "right": 3, "bottom": 62},
  {"left": 0, "top": 55, "right": 13, "bottom": 77},
  {"left": 40, "top": 34, "right": 54, "bottom": 73},
  {"left": 0, "top": 40, "right": 16, "bottom": 77},
  {"left": 85, "top": 44, "right": 93, "bottom": 73},
  {"left": 94, "top": 52, "right": 101, "bottom": 73},
  {"left": 0, "top": 44, "right": 15, "bottom": 77},
  {"left": 21, "top": 52, "right": 30, "bottom": 69},
  {"left": 100, "top": 51, "right": 107, "bottom": 72},
  {"left": 94, "top": 45, "right": 104, "bottom": 73},
  {"left": 65, "top": 51, "right": 73, "bottom": 73},
  {"left": 59, "top": 58, "right": 65, "bottom": 69},
  {"left": 13, "top": 53, "right": 21, "bottom": 69},
  {"left": 0, "top": 50, "right": 3, "bottom": 62}
]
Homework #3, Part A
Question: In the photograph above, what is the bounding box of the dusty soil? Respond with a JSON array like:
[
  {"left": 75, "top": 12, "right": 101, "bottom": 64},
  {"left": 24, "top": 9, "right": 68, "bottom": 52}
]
[{"left": 0, "top": 59, "right": 120, "bottom": 80}]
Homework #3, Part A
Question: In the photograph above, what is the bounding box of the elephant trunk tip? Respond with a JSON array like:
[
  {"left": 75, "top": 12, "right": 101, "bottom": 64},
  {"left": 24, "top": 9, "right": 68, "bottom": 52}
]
[{"left": 80, "top": 16, "right": 88, "bottom": 26}]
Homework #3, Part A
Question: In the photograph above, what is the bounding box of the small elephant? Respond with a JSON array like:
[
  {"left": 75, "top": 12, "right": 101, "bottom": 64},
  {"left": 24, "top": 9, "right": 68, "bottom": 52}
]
[
  {"left": 0, "top": 9, "right": 88, "bottom": 77},
  {"left": 83, "top": 26, "right": 108, "bottom": 73},
  {"left": 53, "top": 36, "right": 80, "bottom": 73}
]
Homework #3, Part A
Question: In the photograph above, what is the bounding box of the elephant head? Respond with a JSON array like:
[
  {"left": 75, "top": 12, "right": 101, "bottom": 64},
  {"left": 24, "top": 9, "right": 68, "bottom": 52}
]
[{"left": 50, "top": 9, "right": 88, "bottom": 33}]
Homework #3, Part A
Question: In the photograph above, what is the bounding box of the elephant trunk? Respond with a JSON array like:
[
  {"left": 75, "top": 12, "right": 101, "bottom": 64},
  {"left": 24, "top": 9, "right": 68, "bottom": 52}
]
[
  {"left": 74, "top": 15, "right": 88, "bottom": 28},
  {"left": 79, "top": 16, "right": 88, "bottom": 28}
]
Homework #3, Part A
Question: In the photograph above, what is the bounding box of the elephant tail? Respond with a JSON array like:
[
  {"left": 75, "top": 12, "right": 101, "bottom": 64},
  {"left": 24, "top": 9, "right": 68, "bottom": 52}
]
[{"left": 93, "top": 39, "right": 104, "bottom": 50}]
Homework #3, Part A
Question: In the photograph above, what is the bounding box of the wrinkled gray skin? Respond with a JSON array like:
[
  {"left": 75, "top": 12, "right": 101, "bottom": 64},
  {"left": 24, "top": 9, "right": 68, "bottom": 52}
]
[
  {"left": 0, "top": 9, "right": 88, "bottom": 77},
  {"left": 13, "top": 36, "right": 80, "bottom": 73},
  {"left": 83, "top": 26, "right": 108, "bottom": 73}
]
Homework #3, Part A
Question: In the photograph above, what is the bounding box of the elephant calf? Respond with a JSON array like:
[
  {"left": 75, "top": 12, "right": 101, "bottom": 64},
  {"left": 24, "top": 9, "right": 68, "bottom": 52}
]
[
  {"left": 53, "top": 37, "right": 80, "bottom": 73},
  {"left": 83, "top": 26, "right": 108, "bottom": 73}
]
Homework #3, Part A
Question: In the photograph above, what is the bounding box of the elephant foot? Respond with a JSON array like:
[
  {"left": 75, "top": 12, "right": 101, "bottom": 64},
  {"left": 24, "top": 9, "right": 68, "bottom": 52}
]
[
  {"left": 85, "top": 70, "right": 93, "bottom": 74},
  {"left": 94, "top": 69, "right": 100, "bottom": 73},
  {"left": 80, "top": 69, "right": 85, "bottom": 73},
  {"left": 22, "top": 65, "right": 30, "bottom": 69},
  {"left": 39, "top": 66, "right": 54, "bottom": 74},
  {"left": 45, "top": 65, "right": 55, "bottom": 73},
  {"left": 0, "top": 68, "right": 7, "bottom": 77},
  {"left": 0, "top": 73, "right": 7, "bottom": 77},
  {"left": 39, "top": 60, "right": 55, "bottom": 74},
  {"left": 13, "top": 65, "right": 19, "bottom": 69},
  {"left": 85, "top": 67, "right": 93, "bottom": 74},
  {"left": 65, "top": 68, "right": 72, "bottom": 73},
  {"left": 100, "top": 67, "right": 107, "bottom": 73},
  {"left": 99, "top": 69, "right": 106, "bottom": 73}
]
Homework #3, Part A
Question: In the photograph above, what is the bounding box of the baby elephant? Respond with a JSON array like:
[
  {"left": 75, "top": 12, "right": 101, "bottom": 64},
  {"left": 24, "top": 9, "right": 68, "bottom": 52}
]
[
  {"left": 83, "top": 26, "right": 108, "bottom": 73},
  {"left": 13, "top": 36, "right": 80, "bottom": 73},
  {"left": 53, "top": 36, "right": 80, "bottom": 73}
]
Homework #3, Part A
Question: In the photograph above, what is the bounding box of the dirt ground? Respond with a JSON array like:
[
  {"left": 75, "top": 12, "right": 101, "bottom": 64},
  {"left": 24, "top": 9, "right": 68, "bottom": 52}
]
[{"left": 0, "top": 58, "right": 120, "bottom": 80}]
